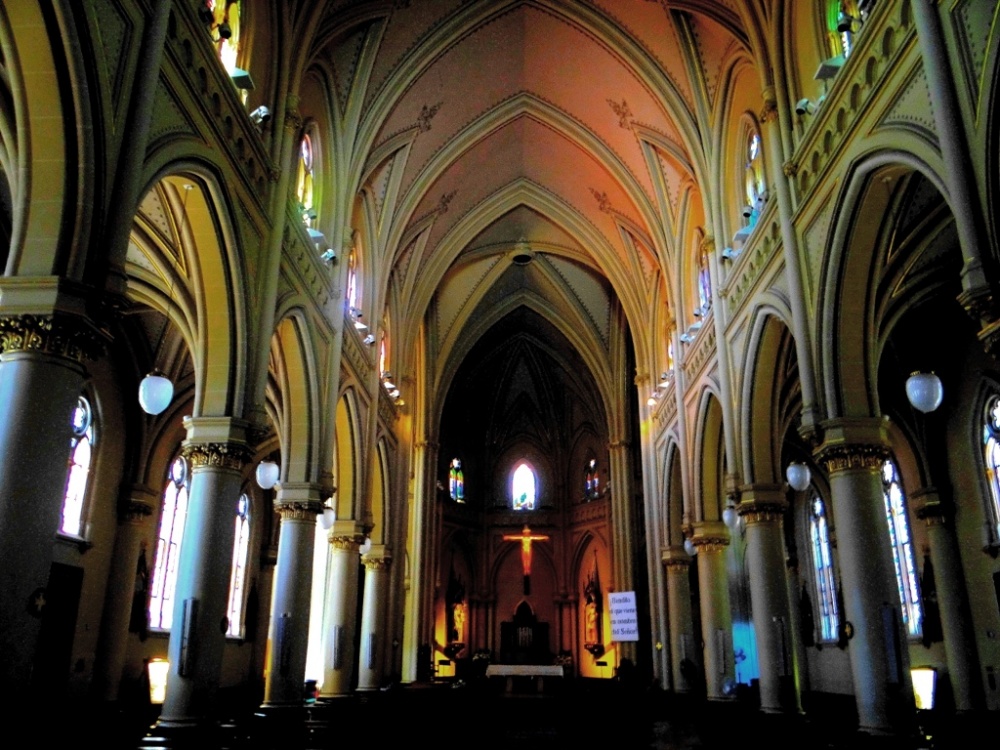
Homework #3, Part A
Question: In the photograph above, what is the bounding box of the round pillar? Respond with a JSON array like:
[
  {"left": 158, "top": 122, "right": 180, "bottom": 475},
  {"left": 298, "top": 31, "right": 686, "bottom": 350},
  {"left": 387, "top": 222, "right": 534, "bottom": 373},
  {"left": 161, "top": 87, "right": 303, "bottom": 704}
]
[
  {"left": 262, "top": 484, "right": 323, "bottom": 706},
  {"left": 318, "top": 530, "right": 362, "bottom": 697},
  {"left": 817, "top": 421, "right": 914, "bottom": 734},
  {"left": 356, "top": 548, "right": 391, "bottom": 691},
  {"left": 157, "top": 419, "right": 251, "bottom": 729},
  {"left": 691, "top": 520, "right": 734, "bottom": 701},
  {"left": 662, "top": 546, "right": 695, "bottom": 694}
]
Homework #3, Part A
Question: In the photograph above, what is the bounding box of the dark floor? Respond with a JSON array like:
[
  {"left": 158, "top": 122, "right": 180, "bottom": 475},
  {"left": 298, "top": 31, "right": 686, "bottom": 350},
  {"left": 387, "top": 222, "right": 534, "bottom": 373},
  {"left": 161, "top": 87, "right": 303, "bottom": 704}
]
[{"left": 29, "top": 678, "right": 967, "bottom": 749}]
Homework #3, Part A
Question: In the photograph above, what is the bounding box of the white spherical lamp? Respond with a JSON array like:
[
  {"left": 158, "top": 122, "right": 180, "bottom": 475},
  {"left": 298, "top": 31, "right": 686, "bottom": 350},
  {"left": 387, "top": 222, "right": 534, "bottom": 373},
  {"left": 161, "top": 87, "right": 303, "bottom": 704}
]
[
  {"left": 786, "top": 462, "right": 811, "bottom": 492},
  {"left": 255, "top": 460, "right": 280, "bottom": 490},
  {"left": 905, "top": 371, "right": 943, "bottom": 413},
  {"left": 683, "top": 537, "right": 697, "bottom": 557},
  {"left": 138, "top": 372, "right": 174, "bottom": 415},
  {"left": 722, "top": 504, "right": 739, "bottom": 529}
]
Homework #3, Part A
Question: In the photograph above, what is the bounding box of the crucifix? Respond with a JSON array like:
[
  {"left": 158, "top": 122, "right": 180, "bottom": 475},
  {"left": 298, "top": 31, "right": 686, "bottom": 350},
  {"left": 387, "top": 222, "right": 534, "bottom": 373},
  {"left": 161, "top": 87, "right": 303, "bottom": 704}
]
[{"left": 502, "top": 524, "right": 550, "bottom": 595}]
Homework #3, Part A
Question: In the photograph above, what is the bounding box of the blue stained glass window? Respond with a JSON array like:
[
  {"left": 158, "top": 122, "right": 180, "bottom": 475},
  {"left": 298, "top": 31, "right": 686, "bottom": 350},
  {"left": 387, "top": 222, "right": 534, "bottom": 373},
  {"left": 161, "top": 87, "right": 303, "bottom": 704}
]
[
  {"left": 881, "top": 459, "right": 921, "bottom": 636},
  {"left": 808, "top": 492, "right": 839, "bottom": 641}
]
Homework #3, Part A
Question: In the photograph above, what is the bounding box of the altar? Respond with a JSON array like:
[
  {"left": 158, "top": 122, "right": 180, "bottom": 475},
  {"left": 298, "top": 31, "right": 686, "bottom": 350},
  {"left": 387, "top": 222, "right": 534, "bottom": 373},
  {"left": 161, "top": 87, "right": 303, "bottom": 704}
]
[{"left": 485, "top": 664, "right": 565, "bottom": 693}]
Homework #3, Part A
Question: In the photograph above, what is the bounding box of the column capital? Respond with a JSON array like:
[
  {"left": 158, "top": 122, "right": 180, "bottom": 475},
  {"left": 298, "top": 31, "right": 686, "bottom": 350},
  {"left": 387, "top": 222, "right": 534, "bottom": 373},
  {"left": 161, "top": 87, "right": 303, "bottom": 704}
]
[
  {"left": 661, "top": 545, "right": 692, "bottom": 570},
  {"left": 362, "top": 545, "right": 392, "bottom": 571},
  {"left": 737, "top": 484, "right": 787, "bottom": 525},
  {"left": 120, "top": 484, "right": 159, "bottom": 522},
  {"left": 910, "top": 486, "right": 950, "bottom": 525},
  {"left": 181, "top": 416, "right": 252, "bottom": 471},
  {"left": 690, "top": 520, "right": 730, "bottom": 550},
  {"left": 275, "top": 481, "right": 324, "bottom": 520},
  {"left": 0, "top": 312, "right": 108, "bottom": 363},
  {"left": 815, "top": 417, "right": 891, "bottom": 475},
  {"left": 329, "top": 535, "right": 364, "bottom": 551}
]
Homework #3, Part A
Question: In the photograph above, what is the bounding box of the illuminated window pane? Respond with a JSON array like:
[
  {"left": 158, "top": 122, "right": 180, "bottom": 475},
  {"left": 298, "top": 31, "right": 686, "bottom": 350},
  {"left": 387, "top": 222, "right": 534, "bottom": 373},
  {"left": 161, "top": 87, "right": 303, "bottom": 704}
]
[
  {"left": 60, "top": 396, "right": 94, "bottom": 537},
  {"left": 881, "top": 459, "right": 921, "bottom": 636},
  {"left": 449, "top": 458, "right": 465, "bottom": 503},
  {"left": 584, "top": 459, "right": 600, "bottom": 501},
  {"left": 149, "top": 456, "right": 190, "bottom": 631},
  {"left": 982, "top": 395, "right": 1000, "bottom": 540},
  {"left": 226, "top": 494, "right": 251, "bottom": 637},
  {"left": 808, "top": 492, "right": 839, "bottom": 641},
  {"left": 512, "top": 463, "right": 536, "bottom": 510}
]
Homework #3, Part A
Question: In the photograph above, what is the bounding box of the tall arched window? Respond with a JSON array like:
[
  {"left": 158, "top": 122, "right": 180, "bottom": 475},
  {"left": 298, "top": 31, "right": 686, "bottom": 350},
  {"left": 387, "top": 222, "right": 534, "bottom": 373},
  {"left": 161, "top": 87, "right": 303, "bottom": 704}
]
[
  {"left": 881, "top": 458, "right": 922, "bottom": 637},
  {"left": 346, "top": 247, "right": 358, "bottom": 312},
  {"left": 828, "top": 1, "right": 861, "bottom": 59},
  {"left": 808, "top": 491, "right": 839, "bottom": 641},
  {"left": 211, "top": 0, "right": 241, "bottom": 73},
  {"left": 744, "top": 130, "right": 765, "bottom": 225},
  {"left": 981, "top": 394, "right": 1000, "bottom": 544},
  {"left": 149, "top": 456, "right": 190, "bottom": 631},
  {"left": 697, "top": 243, "right": 712, "bottom": 312},
  {"left": 512, "top": 462, "right": 536, "bottom": 510},
  {"left": 584, "top": 458, "right": 600, "bottom": 500},
  {"left": 449, "top": 458, "right": 465, "bottom": 503},
  {"left": 60, "top": 395, "right": 95, "bottom": 537},
  {"left": 226, "top": 493, "right": 251, "bottom": 637},
  {"left": 297, "top": 134, "right": 315, "bottom": 219}
]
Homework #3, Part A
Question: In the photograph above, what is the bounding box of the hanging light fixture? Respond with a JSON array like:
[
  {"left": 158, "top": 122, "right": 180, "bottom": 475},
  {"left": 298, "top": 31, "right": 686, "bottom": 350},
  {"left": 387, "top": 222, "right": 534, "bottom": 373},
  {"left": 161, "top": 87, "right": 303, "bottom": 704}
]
[
  {"left": 786, "top": 462, "right": 812, "bottom": 492},
  {"left": 905, "top": 371, "right": 943, "bottom": 413},
  {"left": 320, "top": 501, "right": 337, "bottom": 530},
  {"left": 138, "top": 371, "right": 174, "bottom": 415},
  {"left": 255, "top": 460, "right": 280, "bottom": 490},
  {"left": 722, "top": 503, "right": 739, "bottom": 529},
  {"left": 683, "top": 537, "right": 697, "bottom": 556}
]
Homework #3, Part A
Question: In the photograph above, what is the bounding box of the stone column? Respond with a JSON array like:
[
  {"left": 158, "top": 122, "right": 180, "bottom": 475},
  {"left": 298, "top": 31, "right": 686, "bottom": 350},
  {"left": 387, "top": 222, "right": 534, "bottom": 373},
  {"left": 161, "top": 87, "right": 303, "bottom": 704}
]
[
  {"left": 662, "top": 546, "right": 695, "bottom": 694},
  {"left": 92, "top": 486, "right": 157, "bottom": 701},
  {"left": 817, "top": 419, "right": 914, "bottom": 734},
  {"left": 0, "top": 308, "right": 100, "bottom": 696},
  {"left": 739, "top": 485, "right": 801, "bottom": 713},
  {"left": 156, "top": 417, "right": 251, "bottom": 730},
  {"left": 690, "top": 520, "right": 734, "bottom": 700},
  {"left": 607, "top": 437, "right": 636, "bottom": 662},
  {"left": 261, "top": 483, "right": 323, "bottom": 707},
  {"left": 318, "top": 525, "right": 363, "bottom": 697},
  {"left": 356, "top": 547, "right": 391, "bottom": 691},
  {"left": 912, "top": 488, "right": 984, "bottom": 712}
]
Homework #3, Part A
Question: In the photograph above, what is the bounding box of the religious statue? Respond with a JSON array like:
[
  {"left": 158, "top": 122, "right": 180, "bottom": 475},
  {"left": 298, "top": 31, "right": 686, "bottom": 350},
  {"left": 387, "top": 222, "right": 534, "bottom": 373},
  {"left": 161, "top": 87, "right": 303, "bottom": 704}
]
[
  {"left": 502, "top": 524, "right": 550, "bottom": 595},
  {"left": 445, "top": 564, "right": 466, "bottom": 655},
  {"left": 583, "top": 550, "right": 604, "bottom": 656}
]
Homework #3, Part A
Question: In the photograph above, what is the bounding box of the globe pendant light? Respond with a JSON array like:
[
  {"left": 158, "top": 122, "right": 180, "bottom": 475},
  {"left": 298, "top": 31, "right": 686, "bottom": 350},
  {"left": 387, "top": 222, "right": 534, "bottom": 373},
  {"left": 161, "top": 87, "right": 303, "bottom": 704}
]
[
  {"left": 138, "top": 371, "right": 174, "bottom": 415},
  {"left": 683, "top": 537, "right": 697, "bottom": 557},
  {"left": 905, "top": 372, "right": 943, "bottom": 413},
  {"left": 255, "top": 460, "right": 280, "bottom": 490},
  {"left": 786, "top": 462, "right": 811, "bottom": 492}
]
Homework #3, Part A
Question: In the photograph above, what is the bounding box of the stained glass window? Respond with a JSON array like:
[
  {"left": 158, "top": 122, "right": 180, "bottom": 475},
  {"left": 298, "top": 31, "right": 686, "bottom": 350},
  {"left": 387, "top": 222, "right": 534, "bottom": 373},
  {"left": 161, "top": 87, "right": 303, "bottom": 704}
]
[
  {"left": 226, "top": 493, "right": 251, "bottom": 637},
  {"left": 808, "top": 491, "right": 839, "bottom": 641},
  {"left": 449, "top": 458, "right": 465, "bottom": 503},
  {"left": 297, "top": 134, "right": 314, "bottom": 220},
  {"left": 584, "top": 459, "right": 600, "bottom": 500},
  {"left": 512, "top": 462, "right": 536, "bottom": 510},
  {"left": 881, "top": 458, "right": 921, "bottom": 637},
  {"left": 149, "top": 456, "right": 190, "bottom": 631},
  {"left": 60, "top": 396, "right": 95, "bottom": 537},
  {"left": 744, "top": 131, "right": 765, "bottom": 225},
  {"left": 697, "top": 245, "right": 712, "bottom": 312},
  {"left": 982, "top": 395, "right": 1000, "bottom": 543}
]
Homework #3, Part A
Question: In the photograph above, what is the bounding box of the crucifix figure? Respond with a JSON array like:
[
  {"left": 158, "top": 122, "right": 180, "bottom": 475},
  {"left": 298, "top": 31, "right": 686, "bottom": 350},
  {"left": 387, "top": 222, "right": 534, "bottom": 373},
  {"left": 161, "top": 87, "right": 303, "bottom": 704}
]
[{"left": 502, "top": 524, "right": 550, "bottom": 594}]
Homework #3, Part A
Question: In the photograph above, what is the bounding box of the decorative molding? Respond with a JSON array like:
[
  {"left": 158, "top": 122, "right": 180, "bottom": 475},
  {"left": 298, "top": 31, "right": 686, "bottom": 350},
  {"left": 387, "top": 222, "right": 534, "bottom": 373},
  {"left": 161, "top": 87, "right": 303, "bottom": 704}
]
[
  {"left": 607, "top": 98, "right": 633, "bottom": 128},
  {"left": 121, "top": 499, "right": 155, "bottom": 523},
  {"left": 738, "top": 500, "right": 787, "bottom": 525},
  {"left": 417, "top": 101, "right": 443, "bottom": 132},
  {"left": 782, "top": 161, "right": 798, "bottom": 177},
  {"left": 589, "top": 188, "right": 612, "bottom": 213},
  {"left": 0, "top": 314, "right": 107, "bottom": 362},
  {"left": 181, "top": 441, "right": 252, "bottom": 471},
  {"left": 816, "top": 443, "right": 890, "bottom": 475},
  {"left": 690, "top": 535, "right": 729, "bottom": 552}
]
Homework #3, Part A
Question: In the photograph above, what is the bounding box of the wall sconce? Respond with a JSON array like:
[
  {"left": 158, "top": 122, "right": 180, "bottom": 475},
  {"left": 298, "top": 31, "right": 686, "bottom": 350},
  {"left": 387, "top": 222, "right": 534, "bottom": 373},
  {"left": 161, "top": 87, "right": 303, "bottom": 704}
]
[
  {"left": 657, "top": 372, "right": 672, "bottom": 388},
  {"left": 905, "top": 371, "right": 943, "bottom": 413},
  {"left": 786, "top": 462, "right": 812, "bottom": 492},
  {"left": 255, "top": 460, "right": 279, "bottom": 490},
  {"left": 249, "top": 105, "right": 271, "bottom": 127},
  {"left": 229, "top": 67, "right": 255, "bottom": 91},
  {"left": 679, "top": 332, "right": 694, "bottom": 344},
  {"left": 363, "top": 334, "right": 376, "bottom": 345},
  {"left": 720, "top": 247, "right": 738, "bottom": 261},
  {"left": 320, "top": 248, "right": 337, "bottom": 264},
  {"left": 795, "top": 98, "right": 818, "bottom": 116},
  {"left": 320, "top": 500, "right": 337, "bottom": 531},
  {"left": 722, "top": 502, "right": 739, "bottom": 529},
  {"left": 139, "top": 371, "right": 174, "bottom": 415},
  {"left": 741, "top": 204, "right": 755, "bottom": 218}
]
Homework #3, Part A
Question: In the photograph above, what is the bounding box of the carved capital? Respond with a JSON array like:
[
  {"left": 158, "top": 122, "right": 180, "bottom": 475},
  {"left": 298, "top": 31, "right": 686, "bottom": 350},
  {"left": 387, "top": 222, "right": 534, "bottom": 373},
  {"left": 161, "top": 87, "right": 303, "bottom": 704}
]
[
  {"left": 815, "top": 443, "right": 890, "bottom": 475},
  {"left": 329, "top": 535, "right": 363, "bottom": 552},
  {"left": 782, "top": 161, "right": 798, "bottom": 177},
  {"left": 0, "top": 314, "right": 107, "bottom": 362},
  {"left": 181, "top": 441, "right": 252, "bottom": 471},
  {"left": 662, "top": 546, "right": 692, "bottom": 571},
  {"left": 362, "top": 555, "right": 391, "bottom": 571},
  {"left": 121, "top": 498, "right": 155, "bottom": 523},
  {"left": 738, "top": 501, "right": 787, "bottom": 525},
  {"left": 759, "top": 98, "right": 779, "bottom": 124},
  {"left": 276, "top": 501, "right": 322, "bottom": 521}
]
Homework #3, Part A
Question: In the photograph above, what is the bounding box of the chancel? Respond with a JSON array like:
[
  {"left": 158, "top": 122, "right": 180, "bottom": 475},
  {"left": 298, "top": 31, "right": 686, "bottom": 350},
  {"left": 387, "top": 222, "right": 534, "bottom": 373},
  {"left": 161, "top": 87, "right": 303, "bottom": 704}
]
[{"left": 2, "top": 1, "right": 1000, "bottom": 748}]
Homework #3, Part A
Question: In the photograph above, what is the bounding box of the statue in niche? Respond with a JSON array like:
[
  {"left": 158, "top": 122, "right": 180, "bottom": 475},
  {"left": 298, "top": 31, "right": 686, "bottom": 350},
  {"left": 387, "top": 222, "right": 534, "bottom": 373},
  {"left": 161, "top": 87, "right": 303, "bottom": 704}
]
[
  {"left": 445, "top": 563, "right": 466, "bottom": 657},
  {"left": 583, "top": 549, "right": 604, "bottom": 657}
]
